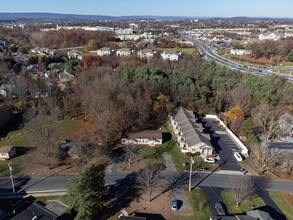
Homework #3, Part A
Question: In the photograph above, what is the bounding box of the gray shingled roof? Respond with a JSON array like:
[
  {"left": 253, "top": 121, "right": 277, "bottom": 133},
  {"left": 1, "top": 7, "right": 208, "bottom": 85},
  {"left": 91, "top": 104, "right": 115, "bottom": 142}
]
[{"left": 172, "top": 107, "right": 212, "bottom": 148}]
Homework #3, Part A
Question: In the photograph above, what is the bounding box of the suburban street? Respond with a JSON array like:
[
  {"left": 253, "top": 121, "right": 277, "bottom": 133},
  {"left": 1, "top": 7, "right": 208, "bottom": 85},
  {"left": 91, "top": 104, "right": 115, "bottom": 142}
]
[
  {"left": 0, "top": 172, "right": 292, "bottom": 196},
  {"left": 184, "top": 35, "right": 293, "bottom": 82}
]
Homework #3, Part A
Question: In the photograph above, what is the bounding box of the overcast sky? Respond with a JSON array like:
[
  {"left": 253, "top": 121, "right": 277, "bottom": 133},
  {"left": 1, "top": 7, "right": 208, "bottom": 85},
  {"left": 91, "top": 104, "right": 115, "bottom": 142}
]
[{"left": 1, "top": 0, "right": 292, "bottom": 18}]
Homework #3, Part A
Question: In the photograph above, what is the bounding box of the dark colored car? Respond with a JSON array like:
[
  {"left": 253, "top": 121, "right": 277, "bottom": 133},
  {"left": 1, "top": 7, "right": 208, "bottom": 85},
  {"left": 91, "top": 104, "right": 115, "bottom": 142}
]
[{"left": 215, "top": 202, "right": 226, "bottom": 216}]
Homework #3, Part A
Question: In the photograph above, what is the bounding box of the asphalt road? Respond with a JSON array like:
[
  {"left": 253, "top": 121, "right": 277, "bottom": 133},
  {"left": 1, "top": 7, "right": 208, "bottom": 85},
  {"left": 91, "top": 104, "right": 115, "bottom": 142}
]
[
  {"left": 183, "top": 35, "right": 293, "bottom": 82},
  {"left": 0, "top": 172, "right": 292, "bottom": 195}
]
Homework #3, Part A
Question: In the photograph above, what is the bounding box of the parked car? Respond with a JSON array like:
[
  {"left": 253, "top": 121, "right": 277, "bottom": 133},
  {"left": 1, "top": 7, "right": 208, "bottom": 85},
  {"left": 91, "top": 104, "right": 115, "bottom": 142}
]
[
  {"left": 171, "top": 200, "right": 178, "bottom": 211},
  {"left": 240, "top": 168, "right": 248, "bottom": 174},
  {"left": 204, "top": 158, "right": 216, "bottom": 163},
  {"left": 215, "top": 202, "right": 226, "bottom": 216},
  {"left": 234, "top": 152, "right": 243, "bottom": 161},
  {"left": 229, "top": 146, "right": 239, "bottom": 152}
]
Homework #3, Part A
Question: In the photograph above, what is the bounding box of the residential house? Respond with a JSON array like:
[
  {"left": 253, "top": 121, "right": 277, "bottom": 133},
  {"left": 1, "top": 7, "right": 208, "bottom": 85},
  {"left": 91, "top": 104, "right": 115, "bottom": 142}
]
[
  {"left": 169, "top": 107, "right": 214, "bottom": 156},
  {"left": 230, "top": 49, "right": 252, "bottom": 56},
  {"left": 161, "top": 51, "right": 183, "bottom": 61},
  {"left": 279, "top": 113, "right": 293, "bottom": 137},
  {"left": 31, "top": 47, "right": 55, "bottom": 57},
  {"left": 0, "top": 104, "right": 14, "bottom": 128},
  {"left": 117, "top": 35, "right": 140, "bottom": 41},
  {"left": 11, "top": 202, "right": 61, "bottom": 220},
  {"left": 0, "top": 146, "right": 16, "bottom": 160},
  {"left": 258, "top": 33, "right": 282, "bottom": 41},
  {"left": 97, "top": 47, "right": 115, "bottom": 56},
  {"left": 137, "top": 49, "right": 157, "bottom": 60},
  {"left": 116, "top": 48, "right": 134, "bottom": 57},
  {"left": 67, "top": 50, "right": 83, "bottom": 60},
  {"left": 122, "top": 130, "right": 162, "bottom": 146},
  {"left": 210, "top": 209, "right": 274, "bottom": 220},
  {"left": 115, "top": 28, "right": 134, "bottom": 35}
]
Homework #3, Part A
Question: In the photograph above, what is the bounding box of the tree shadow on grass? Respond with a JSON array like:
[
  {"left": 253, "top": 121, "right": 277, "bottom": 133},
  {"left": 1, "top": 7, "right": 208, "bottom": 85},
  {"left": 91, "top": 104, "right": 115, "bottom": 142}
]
[
  {"left": 131, "top": 142, "right": 173, "bottom": 164},
  {"left": 101, "top": 172, "right": 141, "bottom": 219}
]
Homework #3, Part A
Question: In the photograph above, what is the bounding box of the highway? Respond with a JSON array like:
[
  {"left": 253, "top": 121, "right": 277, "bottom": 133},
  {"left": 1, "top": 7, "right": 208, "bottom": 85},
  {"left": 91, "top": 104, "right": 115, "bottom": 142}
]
[
  {"left": 185, "top": 36, "right": 293, "bottom": 82},
  {"left": 0, "top": 172, "right": 292, "bottom": 196}
]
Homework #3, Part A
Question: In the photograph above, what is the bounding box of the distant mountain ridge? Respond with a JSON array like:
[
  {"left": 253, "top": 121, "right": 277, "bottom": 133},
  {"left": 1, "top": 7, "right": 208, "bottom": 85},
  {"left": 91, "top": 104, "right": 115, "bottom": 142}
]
[
  {"left": 0, "top": 12, "right": 203, "bottom": 20},
  {"left": 0, "top": 13, "right": 292, "bottom": 21}
]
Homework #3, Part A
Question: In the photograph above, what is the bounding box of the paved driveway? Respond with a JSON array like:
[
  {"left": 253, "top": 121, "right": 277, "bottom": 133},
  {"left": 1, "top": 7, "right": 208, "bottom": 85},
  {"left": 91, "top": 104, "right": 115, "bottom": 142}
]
[
  {"left": 257, "top": 191, "right": 286, "bottom": 220},
  {"left": 200, "top": 186, "right": 227, "bottom": 216},
  {"left": 201, "top": 118, "right": 242, "bottom": 171}
]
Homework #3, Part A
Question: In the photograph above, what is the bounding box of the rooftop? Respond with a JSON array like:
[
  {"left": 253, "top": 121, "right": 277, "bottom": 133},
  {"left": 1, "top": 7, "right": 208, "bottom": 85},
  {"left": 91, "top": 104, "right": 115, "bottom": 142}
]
[
  {"left": 171, "top": 107, "right": 212, "bottom": 148},
  {"left": 127, "top": 130, "right": 162, "bottom": 140},
  {"left": 0, "top": 145, "right": 14, "bottom": 154}
]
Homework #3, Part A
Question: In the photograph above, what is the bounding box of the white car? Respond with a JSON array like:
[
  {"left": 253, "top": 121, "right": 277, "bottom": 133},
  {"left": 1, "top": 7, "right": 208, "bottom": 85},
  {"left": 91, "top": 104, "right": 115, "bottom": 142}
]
[
  {"left": 234, "top": 152, "right": 243, "bottom": 161},
  {"left": 204, "top": 158, "right": 216, "bottom": 163}
]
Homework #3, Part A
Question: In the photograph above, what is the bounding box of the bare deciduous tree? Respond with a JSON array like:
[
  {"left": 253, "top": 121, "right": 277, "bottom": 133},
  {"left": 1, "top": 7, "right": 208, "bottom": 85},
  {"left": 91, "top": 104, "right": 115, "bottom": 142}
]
[
  {"left": 251, "top": 143, "right": 282, "bottom": 175},
  {"left": 280, "top": 152, "right": 293, "bottom": 176},
  {"left": 124, "top": 144, "right": 139, "bottom": 165},
  {"left": 253, "top": 105, "right": 281, "bottom": 140},
  {"left": 226, "top": 176, "right": 263, "bottom": 206},
  {"left": 28, "top": 113, "right": 57, "bottom": 168},
  {"left": 135, "top": 163, "right": 165, "bottom": 202}
]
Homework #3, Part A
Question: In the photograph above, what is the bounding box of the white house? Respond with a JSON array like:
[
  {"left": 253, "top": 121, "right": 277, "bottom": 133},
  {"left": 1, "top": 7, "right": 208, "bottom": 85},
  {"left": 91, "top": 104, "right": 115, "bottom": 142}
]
[
  {"left": 97, "top": 47, "right": 115, "bottom": 56},
  {"left": 230, "top": 49, "right": 252, "bottom": 56},
  {"left": 121, "top": 130, "right": 163, "bottom": 146},
  {"left": 258, "top": 33, "right": 282, "bottom": 41},
  {"left": 115, "top": 28, "right": 134, "bottom": 35},
  {"left": 169, "top": 107, "right": 214, "bottom": 156},
  {"left": 67, "top": 50, "right": 83, "bottom": 60},
  {"left": 116, "top": 48, "right": 134, "bottom": 57},
  {"left": 161, "top": 51, "right": 183, "bottom": 61},
  {"left": 31, "top": 47, "right": 55, "bottom": 57},
  {"left": 137, "top": 49, "right": 157, "bottom": 60},
  {"left": 0, "top": 146, "right": 16, "bottom": 160}
]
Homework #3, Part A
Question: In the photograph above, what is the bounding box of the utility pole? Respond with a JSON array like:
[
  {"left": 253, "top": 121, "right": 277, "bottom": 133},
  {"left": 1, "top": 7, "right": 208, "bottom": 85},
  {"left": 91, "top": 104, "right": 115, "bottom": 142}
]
[
  {"left": 8, "top": 163, "right": 15, "bottom": 194},
  {"left": 189, "top": 157, "right": 194, "bottom": 191}
]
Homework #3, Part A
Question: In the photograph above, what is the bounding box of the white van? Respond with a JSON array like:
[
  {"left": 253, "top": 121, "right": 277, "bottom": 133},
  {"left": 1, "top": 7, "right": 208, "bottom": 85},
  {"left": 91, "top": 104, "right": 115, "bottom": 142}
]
[{"left": 234, "top": 152, "right": 243, "bottom": 161}]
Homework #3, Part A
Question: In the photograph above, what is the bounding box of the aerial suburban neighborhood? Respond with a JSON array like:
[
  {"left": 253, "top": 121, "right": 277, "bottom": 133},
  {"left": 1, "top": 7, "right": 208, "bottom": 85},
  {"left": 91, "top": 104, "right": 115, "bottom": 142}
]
[{"left": 0, "top": 1, "right": 293, "bottom": 220}]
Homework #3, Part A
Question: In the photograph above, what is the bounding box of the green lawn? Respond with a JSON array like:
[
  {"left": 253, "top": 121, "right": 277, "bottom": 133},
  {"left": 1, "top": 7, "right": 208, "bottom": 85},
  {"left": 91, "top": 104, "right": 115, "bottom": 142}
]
[
  {"left": 140, "top": 146, "right": 166, "bottom": 165},
  {"left": 222, "top": 191, "right": 265, "bottom": 214},
  {"left": 0, "top": 120, "right": 87, "bottom": 147},
  {"left": 269, "top": 192, "right": 293, "bottom": 220},
  {"left": 179, "top": 188, "right": 211, "bottom": 220},
  {"left": 0, "top": 156, "right": 23, "bottom": 177},
  {"left": 168, "top": 140, "right": 218, "bottom": 171},
  {"left": 156, "top": 47, "right": 199, "bottom": 56}
]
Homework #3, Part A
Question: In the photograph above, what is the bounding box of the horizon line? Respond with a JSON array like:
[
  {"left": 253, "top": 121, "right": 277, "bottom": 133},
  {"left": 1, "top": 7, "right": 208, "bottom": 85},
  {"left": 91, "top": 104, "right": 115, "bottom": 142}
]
[{"left": 0, "top": 12, "right": 292, "bottom": 19}]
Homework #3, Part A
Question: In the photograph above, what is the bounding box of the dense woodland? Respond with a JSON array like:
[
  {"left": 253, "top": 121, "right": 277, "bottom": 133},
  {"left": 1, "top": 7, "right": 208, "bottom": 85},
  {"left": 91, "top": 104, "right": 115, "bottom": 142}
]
[{"left": 0, "top": 29, "right": 115, "bottom": 49}]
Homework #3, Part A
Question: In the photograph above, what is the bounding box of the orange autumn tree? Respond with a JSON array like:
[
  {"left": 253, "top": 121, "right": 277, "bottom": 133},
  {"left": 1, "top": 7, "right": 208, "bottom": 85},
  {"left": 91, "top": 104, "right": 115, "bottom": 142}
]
[{"left": 226, "top": 105, "right": 245, "bottom": 134}]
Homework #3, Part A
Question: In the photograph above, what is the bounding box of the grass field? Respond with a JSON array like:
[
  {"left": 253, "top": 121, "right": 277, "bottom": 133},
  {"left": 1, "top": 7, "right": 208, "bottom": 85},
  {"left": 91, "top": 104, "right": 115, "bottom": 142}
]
[
  {"left": 222, "top": 192, "right": 265, "bottom": 214},
  {"left": 180, "top": 188, "right": 211, "bottom": 220},
  {"left": 0, "top": 120, "right": 89, "bottom": 147},
  {"left": 156, "top": 47, "right": 199, "bottom": 56},
  {"left": 269, "top": 192, "right": 293, "bottom": 220}
]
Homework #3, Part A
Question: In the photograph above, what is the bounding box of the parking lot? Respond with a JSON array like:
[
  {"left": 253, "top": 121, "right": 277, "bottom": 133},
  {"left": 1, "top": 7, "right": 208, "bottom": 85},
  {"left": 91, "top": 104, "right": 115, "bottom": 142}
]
[{"left": 202, "top": 118, "right": 242, "bottom": 171}]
